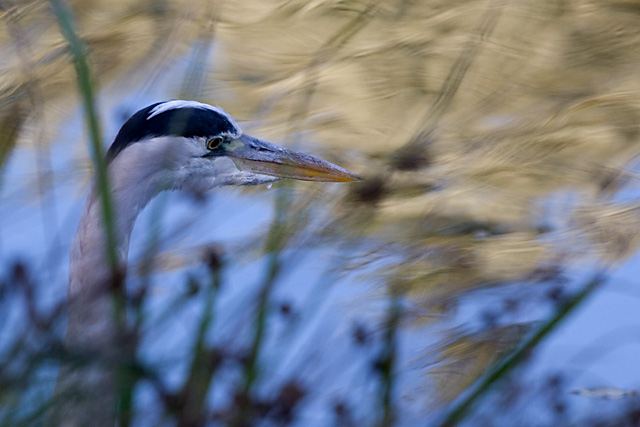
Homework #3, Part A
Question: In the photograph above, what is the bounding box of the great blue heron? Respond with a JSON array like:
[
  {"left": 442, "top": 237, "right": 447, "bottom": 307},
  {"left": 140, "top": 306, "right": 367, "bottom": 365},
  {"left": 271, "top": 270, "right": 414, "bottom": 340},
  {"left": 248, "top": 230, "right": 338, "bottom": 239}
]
[{"left": 50, "top": 100, "right": 359, "bottom": 426}]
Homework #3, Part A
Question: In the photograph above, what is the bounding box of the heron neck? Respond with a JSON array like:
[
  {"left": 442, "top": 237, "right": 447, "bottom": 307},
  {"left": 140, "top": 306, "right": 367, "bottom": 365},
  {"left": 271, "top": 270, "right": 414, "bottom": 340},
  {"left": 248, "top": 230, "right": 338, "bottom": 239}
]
[
  {"left": 58, "top": 171, "right": 156, "bottom": 425},
  {"left": 69, "top": 175, "right": 156, "bottom": 298}
]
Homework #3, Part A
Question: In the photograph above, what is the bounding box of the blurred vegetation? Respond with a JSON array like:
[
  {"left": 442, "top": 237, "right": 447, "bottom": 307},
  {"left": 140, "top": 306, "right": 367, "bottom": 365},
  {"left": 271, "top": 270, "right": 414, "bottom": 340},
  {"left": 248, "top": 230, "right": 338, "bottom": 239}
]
[{"left": 1, "top": 0, "right": 640, "bottom": 425}]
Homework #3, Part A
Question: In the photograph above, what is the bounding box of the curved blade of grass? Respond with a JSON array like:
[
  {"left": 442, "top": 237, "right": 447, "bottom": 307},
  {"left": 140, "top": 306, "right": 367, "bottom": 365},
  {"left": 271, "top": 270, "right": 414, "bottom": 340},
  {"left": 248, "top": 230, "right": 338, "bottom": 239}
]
[
  {"left": 438, "top": 271, "right": 607, "bottom": 427},
  {"left": 49, "top": 1, "right": 129, "bottom": 425},
  {"left": 400, "top": 0, "right": 507, "bottom": 153},
  {"left": 49, "top": 0, "right": 117, "bottom": 273}
]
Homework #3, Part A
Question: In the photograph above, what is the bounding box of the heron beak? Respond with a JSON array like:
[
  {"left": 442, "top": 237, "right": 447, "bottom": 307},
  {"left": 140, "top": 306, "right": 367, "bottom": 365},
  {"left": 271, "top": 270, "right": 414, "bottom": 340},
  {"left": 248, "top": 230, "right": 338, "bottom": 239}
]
[{"left": 225, "top": 134, "right": 361, "bottom": 182}]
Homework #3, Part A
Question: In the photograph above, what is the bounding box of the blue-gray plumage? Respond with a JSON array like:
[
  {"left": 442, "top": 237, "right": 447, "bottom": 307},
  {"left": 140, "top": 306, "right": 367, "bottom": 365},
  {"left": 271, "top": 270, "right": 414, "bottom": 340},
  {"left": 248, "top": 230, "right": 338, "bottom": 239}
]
[
  {"left": 71, "top": 98, "right": 359, "bottom": 305},
  {"left": 51, "top": 100, "right": 359, "bottom": 426}
]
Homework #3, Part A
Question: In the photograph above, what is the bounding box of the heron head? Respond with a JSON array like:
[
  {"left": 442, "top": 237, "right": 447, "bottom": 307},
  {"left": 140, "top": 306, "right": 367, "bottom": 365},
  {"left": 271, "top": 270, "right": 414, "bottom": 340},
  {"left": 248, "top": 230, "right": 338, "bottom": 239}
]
[{"left": 106, "top": 100, "right": 360, "bottom": 192}]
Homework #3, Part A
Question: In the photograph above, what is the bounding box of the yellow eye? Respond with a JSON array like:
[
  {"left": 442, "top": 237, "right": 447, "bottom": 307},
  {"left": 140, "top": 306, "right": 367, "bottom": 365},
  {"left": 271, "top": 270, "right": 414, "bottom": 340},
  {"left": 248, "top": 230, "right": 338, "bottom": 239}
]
[{"left": 206, "top": 137, "right": 224, "bottom": 150}]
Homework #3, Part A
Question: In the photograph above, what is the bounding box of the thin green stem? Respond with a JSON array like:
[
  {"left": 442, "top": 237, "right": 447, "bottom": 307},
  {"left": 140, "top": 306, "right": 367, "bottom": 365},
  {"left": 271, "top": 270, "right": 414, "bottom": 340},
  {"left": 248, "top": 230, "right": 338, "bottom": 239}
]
[
  {"left": 378, "top": 293, "right": 402, "bottom": 427},
  {"left": 49, "top": 0, "right": 118, "bottom": 273},
  {"left": 177, "top": 260, "right": 222, "bottom": 426},
  {"left": 438, "top": 272, "right": 606, "bottom": 427},
  {"left": 236, "top": 186, "right": 290, "bottom": 424},
  {"left": 234, "top": 5, "right": 380, "bottom": 422},
  {"left": 50, "top": 1, "right": 129, "bottom": 424}
]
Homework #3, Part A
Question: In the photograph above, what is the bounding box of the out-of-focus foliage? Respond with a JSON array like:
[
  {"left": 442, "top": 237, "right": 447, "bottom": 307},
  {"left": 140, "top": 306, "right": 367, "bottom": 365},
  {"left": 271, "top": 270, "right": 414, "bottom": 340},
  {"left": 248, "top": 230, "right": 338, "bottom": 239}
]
[{"left": 2, "top": 0, "right": 640, "bottom": 425}]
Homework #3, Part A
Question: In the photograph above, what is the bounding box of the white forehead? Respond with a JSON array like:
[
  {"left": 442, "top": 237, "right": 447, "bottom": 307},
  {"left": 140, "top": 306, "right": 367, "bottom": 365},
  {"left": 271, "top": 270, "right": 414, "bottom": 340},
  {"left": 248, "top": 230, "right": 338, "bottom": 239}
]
[{"left": 147, "top": 100, "right": 241, "bottom": 132}]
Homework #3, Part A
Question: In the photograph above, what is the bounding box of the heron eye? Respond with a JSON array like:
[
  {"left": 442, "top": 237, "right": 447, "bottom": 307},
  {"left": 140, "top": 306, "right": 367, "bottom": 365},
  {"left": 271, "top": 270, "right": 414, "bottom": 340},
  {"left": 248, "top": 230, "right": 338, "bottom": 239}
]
[{"left": 206, "top": 137, "right": 224, "bottom": 150}]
